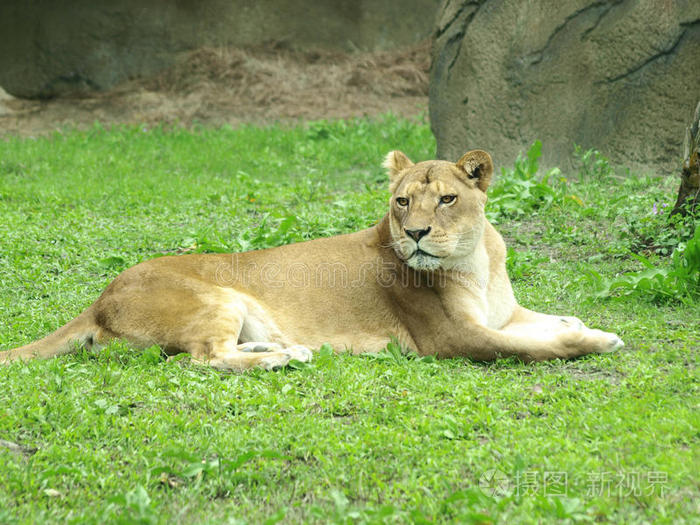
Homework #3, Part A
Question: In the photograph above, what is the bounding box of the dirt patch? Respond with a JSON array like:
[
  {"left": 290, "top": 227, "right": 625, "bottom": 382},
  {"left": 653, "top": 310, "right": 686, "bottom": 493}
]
[{"left": 0, "top": 41, "right": 430, "bottom": 137}]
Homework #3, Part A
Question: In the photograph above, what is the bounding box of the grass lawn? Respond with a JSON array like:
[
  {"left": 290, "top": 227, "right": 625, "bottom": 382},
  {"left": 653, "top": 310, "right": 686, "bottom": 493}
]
[{"left": 0, "top": 117, "right": 698, "bottom": 524}]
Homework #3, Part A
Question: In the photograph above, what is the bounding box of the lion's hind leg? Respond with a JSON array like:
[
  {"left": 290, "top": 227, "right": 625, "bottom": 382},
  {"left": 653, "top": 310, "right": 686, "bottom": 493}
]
[
  {"left": 95, "top": 269, "right": 312, "bottom": 371},
  {"left": 170, "top": 293, "right": 313, "bottom": 371},
  {"left": 197, "top": 341, "right": 313, "bottom": 371}
]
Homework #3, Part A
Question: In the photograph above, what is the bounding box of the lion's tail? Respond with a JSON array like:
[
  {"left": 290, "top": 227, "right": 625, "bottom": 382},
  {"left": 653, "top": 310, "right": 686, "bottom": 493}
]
[{"left": 0, "top": 308, "right": 99, "bottom": 364}]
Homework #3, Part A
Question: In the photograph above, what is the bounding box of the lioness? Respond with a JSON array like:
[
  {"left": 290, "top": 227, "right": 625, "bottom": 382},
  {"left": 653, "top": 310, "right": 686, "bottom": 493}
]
[{"left": 1, "top": 150, "right": 623, "bottom": 369}]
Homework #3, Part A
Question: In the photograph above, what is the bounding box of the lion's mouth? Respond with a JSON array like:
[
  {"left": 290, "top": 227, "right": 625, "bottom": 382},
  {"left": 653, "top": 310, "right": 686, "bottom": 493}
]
[{"left": 411, "top": 248, "right": 440, "bottom": 259}]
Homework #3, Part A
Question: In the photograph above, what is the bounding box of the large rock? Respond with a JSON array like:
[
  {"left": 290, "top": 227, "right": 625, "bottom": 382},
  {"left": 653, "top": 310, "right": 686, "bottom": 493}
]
[
  {"left": 430, "top": 0, "right": 700, "bottom": 174},
  {"left": 0, "top": 0, "right": 439, "bottom": 99}
]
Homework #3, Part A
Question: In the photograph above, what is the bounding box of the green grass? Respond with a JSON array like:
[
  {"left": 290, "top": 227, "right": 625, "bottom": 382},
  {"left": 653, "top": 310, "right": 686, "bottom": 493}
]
[{"left": 0, "top": 117, "right": 698, "bottom": 524}]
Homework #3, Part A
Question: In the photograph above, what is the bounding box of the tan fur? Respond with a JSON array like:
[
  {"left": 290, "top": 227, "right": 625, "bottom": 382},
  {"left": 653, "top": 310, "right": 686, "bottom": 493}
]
[{"left": 0, "top": 150, "right": 623, "bottom": 370}]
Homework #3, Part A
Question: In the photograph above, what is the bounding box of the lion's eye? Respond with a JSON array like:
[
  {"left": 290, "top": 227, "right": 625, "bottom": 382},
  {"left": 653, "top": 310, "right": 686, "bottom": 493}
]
[
  {"left": 440, "top": 195, "right": 457, "bottom": 204},
  {"left": 396, "top": 197, "right": 409, "bottom": 207}
]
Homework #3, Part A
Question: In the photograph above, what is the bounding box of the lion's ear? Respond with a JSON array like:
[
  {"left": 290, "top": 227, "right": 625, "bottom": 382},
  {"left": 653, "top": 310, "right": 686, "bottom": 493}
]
[
  {"left": 383, "top": 150, "right": 414, "bottom": 190},
  {"left": 456, "top": 150, "right": 493, "bottom": 192}
]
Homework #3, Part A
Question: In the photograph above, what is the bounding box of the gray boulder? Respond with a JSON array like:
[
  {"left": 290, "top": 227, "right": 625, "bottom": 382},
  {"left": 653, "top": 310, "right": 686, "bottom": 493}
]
[{"left": 430, "top": 0, "right": 700, "bottom": 174}]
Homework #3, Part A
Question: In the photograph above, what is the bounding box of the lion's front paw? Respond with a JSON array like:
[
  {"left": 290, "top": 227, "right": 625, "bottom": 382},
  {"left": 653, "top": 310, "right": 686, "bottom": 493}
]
[
  {"left": 593, "top": 330, "right": 624, "bottom": 353},
  {"left": 556, "top": 328, "right": 624, "bottom": 358}
]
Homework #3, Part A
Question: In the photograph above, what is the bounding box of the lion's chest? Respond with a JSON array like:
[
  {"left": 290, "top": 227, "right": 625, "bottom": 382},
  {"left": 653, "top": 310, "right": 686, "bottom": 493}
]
[{"left": 440, "top": 248, "right": 515, "bottom": 330}]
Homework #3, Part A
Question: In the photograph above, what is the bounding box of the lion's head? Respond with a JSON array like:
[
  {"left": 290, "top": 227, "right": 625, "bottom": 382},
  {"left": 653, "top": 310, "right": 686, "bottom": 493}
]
[{"left": 383, "top": 149, "right": 494, "bottom": 271}]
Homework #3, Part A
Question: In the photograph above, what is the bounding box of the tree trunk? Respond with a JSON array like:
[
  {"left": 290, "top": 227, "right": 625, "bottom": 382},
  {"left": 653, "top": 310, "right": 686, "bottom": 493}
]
[{"left": 671, "top": 101, "right": 700, "bottom": 217}]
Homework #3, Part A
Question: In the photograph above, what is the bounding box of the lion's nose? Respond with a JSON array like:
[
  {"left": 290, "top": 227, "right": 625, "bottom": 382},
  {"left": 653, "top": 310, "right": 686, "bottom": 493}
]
[{"left": 404, "top": 227, "right": 431, "bottom": 242}]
